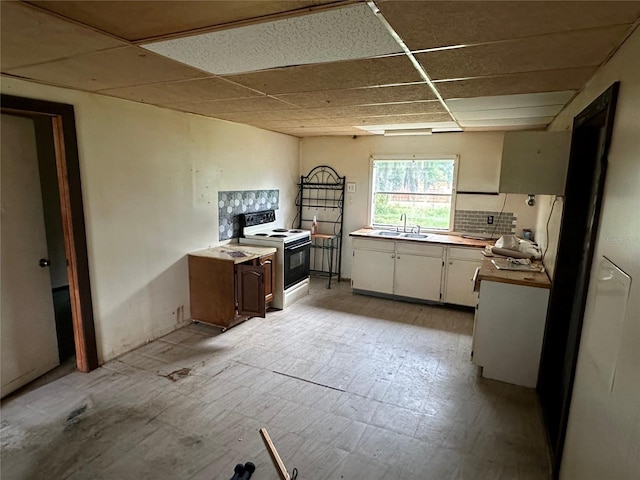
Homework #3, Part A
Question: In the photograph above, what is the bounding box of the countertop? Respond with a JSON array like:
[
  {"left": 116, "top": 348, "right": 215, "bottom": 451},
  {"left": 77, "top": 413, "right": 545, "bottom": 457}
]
[
  {"left": 349, "top": 228, "right": 494, "bottom": 249},
  {"left": 188, "top": 244, "right": 276, "bottom": 264},
  {"left": 476, "top": 257, "right": 551, "bottom": 289}
]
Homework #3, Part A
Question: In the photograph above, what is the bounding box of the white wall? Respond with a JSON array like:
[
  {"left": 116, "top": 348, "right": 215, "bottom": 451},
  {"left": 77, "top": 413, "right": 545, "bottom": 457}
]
[
  {"left": 1, "top": 77, "right": 300, "bottom": 362},
  {"left": 541, "top": 28, "right": 640, "bottom": 480},
  {"left": 300, "top": 132, "right": 539, "bottom": 277}
]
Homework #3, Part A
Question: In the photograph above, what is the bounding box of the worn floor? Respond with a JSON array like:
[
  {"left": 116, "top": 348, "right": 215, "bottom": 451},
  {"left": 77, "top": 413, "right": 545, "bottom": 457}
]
[{"left": 1, "top": 278, "right": 550, "bottom": 480}]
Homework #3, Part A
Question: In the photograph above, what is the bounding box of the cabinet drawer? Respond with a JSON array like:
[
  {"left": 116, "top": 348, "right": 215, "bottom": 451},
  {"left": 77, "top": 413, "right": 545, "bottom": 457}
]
[
  {"left": 448, "top": 247, "right": 484, "bottom": 261},
  {"left": 396, "top": 242, "right": 443, "bottom": 257},
  {"left": 353, "top": 238, "right": 395, "bottom": 252}
]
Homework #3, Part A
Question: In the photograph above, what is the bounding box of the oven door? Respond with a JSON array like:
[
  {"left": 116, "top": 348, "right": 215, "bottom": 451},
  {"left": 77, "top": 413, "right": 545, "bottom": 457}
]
[{"left": 284, "top": 237, "right": 311, "bottom": 289}]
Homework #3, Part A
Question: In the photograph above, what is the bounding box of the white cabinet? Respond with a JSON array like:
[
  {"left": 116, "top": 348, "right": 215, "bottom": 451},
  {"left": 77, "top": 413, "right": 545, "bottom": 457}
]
[
  {"left": 500, "top": 131, "right": 571, "bottom": 195},
  {"left": 473, "top": 280, "right": 550, "bottom": 387},
  {"left": 394, "top": 251, "right": 443, "bottom": 302},
  {"left": 352, "top": 238, "right": 447, "bottom": 303},
  {"left": 443, "top": 247, "right": 483, "bottom": 307},
  {"left": 351, "top": 247, "right": 395, "bottom": 294}
]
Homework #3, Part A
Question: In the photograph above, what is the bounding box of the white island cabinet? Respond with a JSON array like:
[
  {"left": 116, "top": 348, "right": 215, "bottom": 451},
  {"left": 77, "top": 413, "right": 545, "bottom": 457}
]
[{"left": 472, "top": 260, "right": 551, "bottom": 388}]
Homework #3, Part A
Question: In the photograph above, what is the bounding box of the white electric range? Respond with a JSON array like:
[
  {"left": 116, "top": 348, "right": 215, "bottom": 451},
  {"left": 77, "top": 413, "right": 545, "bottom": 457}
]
[{"left": 238, "top": 210, "right": 311, "bottom": 309}]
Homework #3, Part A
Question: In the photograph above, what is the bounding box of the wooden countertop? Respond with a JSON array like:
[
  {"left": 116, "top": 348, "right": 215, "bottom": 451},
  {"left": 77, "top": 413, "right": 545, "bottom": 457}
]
[
  {"left": 349, "top": 228, "right": 494, "bottom": 249},
  {"left": 188, "top": 244, "right": 276, "bottom": 264},
  {"left": 477, "top": 257, "right": 551, "bottom": 289}
]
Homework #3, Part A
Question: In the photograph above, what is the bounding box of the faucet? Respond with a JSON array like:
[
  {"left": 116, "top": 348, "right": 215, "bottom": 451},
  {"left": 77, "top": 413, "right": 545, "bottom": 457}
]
[{"left": 399, "top": 213, "right": 407, "bottom": 233}]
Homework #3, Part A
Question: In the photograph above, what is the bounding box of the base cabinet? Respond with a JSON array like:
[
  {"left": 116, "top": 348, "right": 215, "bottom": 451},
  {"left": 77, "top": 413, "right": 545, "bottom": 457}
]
[
  {"left": 189, "top": 252, "right": 275, "bottom": 329},
  {"left": 394, "top": 253, "right": 442, "bottom": 302},
  {"left": 352, "top": 238, "right": 482, "bottom": 306},
  {"left": 473, "top": 280, "right": 549, "bottom": 387},
  {"left": 443, "top": 248, "right": 483, "bottom": 307}
]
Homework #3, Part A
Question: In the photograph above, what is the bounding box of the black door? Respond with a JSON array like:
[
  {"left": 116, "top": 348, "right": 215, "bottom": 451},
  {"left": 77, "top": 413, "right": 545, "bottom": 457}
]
[{"left": 537, "top": 83, "right": 619, "bottom": 478}]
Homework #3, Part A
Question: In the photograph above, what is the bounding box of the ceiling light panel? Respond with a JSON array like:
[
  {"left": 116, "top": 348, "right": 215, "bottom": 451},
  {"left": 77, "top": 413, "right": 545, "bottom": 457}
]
[
  {"left": 446, "top": 91, "right": 575, "bottom": 112},
  {"left": 454, "top": 105, "right": 564, "bottom": 121},
  {"left": 355, "top": 121, "right": 462, "bottom": 135},
  {"left": 142, "top": 4, "right": 402, "bottom": 75}
]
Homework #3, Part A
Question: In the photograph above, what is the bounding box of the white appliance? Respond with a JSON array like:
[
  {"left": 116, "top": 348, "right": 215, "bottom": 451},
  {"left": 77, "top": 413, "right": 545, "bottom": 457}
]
[{"left": 239, "top": 210, "right": 310, "bottom": 309}]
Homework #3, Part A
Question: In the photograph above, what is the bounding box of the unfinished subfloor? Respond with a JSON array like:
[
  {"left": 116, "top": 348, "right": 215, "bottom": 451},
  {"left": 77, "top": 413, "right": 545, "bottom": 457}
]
[{"left": 1, "top": 277, "right": 550, "bottom": 480}]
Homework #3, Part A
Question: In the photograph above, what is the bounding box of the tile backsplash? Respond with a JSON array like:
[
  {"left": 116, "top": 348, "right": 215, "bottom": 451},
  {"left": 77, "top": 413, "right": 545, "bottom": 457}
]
[
  {"left": 454, "top": 210, "right": 516, "bottom": 236},
  {"left": 218, "top": 189, "right": 279, "bottom": 241}
]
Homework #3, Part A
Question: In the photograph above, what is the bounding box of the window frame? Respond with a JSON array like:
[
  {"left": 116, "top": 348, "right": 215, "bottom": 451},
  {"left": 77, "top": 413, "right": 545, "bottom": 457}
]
[{"left": 368, "top": 154, "right": 459, "bottom": 232}]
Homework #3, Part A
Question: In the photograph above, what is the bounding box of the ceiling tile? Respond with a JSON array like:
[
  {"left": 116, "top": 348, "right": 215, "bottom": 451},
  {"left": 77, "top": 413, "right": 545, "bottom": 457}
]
[
  {"left": 275, "top": 126, "right": 370, "bottom": 136},
  {"left": 307, "top": 101, "right": 446, "bottom": 118},
  {"left": 459, "top": 117, "right": 556, "bottom": 128},
  {"left": 244, "top": 118, "right": 342, "bottom": 129},
  {"left": 214, "top": 109, "right": 324, "bottom": 123},
  {"left": 416, "top": 26, "right": 630, "bottom": 81},
  {"left": 6, "top": 46, "right": 209, "bottom": 91},
  {"left": 98, "top": 78, "right": 261, "bottom": 105},
  {"left": 28, "top": 0, "right": 345, "bottom": 42},
  {"left": 339, "top": 113, "right": 453, "bottom": 126},
  {"left": 436, "top": 67, "right": 597, "bottom": 99},
  {"left": 168, "top": 96, "right": 295, "bottom": 116},
  {"left": 446, "top": 91, "right": 576, "bottom": 112},
  {"left": 454, "top": 105, "right": 564, "bottom": 121},
  {"left": 275, "top": 83, "right": 436, "bottom": 108},
  {"left": 223, "top": 55, "right": 422, "bottom": 95},
  {"left": 143, "top": 4, "right": 402, "bottom": 75},
  {"left": 0, "top": 1, "right": 126, "bottom": 70},
  {"left": 378, "top": 1, "right": 640, "bottom": 50}
]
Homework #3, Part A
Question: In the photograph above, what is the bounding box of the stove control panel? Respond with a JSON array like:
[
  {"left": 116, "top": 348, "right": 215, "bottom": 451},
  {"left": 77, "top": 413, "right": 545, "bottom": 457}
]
[{"left": 241, "top": 209, "right": 276, "bottom": 227}]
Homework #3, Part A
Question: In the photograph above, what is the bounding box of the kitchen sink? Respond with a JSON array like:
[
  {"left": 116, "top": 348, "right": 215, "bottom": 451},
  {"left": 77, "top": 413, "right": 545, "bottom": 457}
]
[
  {"left": 371, "top": 230, "right": 401, "bottom": 237},
  {"left": 401, "top": 233, "right": 430, "bottom": 239}
]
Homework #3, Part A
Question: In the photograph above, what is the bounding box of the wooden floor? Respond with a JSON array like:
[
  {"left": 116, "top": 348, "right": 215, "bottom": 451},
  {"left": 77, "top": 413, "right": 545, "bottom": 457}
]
[{"left": 1, "top": 277, "right": 551, "bottom": 479}]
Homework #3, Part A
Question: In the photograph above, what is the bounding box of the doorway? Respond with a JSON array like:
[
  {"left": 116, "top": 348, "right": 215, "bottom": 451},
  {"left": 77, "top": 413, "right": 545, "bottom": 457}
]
[
  {"left": 1, "top": 95, "right": 98, "bottom": 387},
  {"left": 537, "top": 83, "right": 619, "bottom": 478}
]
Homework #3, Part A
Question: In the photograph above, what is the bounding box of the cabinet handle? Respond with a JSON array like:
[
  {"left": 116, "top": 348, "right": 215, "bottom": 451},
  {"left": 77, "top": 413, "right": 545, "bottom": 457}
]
[{"left": 391, "top": 254, "right": 395, "bottom": 258}]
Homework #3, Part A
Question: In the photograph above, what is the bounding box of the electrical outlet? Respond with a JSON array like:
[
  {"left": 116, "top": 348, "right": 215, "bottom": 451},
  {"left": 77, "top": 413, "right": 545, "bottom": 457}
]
[
  {"left": 487, "top": 215, "right": 494, "bottom": 224},
  {"left": 347, "top": 182, "right": 356, "bottom": 193}
]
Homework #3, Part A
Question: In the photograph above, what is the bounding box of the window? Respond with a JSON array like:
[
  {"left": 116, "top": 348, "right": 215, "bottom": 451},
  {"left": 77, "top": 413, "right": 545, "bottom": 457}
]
[{"left": 370, "top": 156, "right": 457, "bottom": 231}]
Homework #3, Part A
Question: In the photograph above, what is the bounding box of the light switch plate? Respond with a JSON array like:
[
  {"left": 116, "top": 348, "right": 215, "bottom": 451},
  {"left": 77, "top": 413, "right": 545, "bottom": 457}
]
[{"left": 347, "top": 182, "right": 356, "bottom": 193}]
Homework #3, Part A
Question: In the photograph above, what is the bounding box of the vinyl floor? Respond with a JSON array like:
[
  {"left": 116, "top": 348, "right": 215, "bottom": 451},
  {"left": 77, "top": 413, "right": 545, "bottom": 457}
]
[{"left": 1, "top": 277, "right": 550, "bottom": 480}]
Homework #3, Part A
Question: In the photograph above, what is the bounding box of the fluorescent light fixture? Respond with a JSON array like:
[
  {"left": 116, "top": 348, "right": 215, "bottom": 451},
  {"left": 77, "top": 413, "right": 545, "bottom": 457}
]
[{"left": 383, "top": 128, "right": 433, "bottom": 136}]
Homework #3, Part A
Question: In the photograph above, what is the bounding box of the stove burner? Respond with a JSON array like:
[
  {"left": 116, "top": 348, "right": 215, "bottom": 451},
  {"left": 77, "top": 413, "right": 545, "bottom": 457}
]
[
  {"left": 254, "top": 233, "right": 269, "bottom": 236},
  {"left": 272, "top": 228, "right": 289, "bottom": 233},
  {"left": 289, "top": 230, "right": 304, "bottom": 233},
  {"left": 270, "top": 234, "right": 288, "bottom": 238}
]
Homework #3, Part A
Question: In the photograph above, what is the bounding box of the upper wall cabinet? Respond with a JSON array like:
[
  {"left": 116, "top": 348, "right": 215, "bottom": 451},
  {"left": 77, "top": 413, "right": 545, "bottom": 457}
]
[{"left": 499, "top": 131, "right": 571, "bottom": 195}]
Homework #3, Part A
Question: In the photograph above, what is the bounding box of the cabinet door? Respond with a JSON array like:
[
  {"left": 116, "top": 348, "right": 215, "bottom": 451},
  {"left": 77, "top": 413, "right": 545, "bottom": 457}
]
[
  {"left": 236, "top": 264, "right": 266, "bottom": 318},
  {"left": 444, "top": 259, "right": 481, "bottom": 307},
  {"left": 259, "top": 254, "right": 275, "bottom": 304},
  {"left": 352, "top": 248, "right": 394, "bottom": 294},
  {"left": 394, "top": 254, "right": 442, "bottom": 302}
]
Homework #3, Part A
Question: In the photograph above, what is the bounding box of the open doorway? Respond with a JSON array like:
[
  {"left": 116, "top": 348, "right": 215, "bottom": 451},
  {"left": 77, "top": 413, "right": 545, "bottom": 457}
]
[
  {"left": 1, "top": 95, "right": 98, "bottom": 396},
  {"left": 537, "top": 83, "right": 619, "bottom": 478}
]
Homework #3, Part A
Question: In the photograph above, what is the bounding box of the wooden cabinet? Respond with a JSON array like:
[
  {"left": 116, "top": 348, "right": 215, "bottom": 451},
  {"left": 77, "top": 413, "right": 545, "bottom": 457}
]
[
  {"left": 188, "top": 248, "right": 275, "bottom": 330},
  {"left": 443, "top": 247, "right": 483, "bottom": 307}
]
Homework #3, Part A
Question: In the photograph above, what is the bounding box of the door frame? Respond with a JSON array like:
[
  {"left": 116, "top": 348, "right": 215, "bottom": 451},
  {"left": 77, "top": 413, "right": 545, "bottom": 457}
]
[
  {"left": 536, "top": 82, "right": 619, "bottom": 478},
  {"left": 1, "top": 94, "right": 98, "bottom": 372}
]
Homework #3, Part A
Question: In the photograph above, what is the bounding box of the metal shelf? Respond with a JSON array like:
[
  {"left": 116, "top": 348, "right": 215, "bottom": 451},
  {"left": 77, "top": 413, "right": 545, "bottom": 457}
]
[{"left": 295, "top": 165, "right": 345, "bottom": 288}]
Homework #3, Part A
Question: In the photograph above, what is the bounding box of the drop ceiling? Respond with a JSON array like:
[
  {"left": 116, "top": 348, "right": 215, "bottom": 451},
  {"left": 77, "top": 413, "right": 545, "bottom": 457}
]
[{"left": 2, "top": 1, "right": 639, "bottom": 137}]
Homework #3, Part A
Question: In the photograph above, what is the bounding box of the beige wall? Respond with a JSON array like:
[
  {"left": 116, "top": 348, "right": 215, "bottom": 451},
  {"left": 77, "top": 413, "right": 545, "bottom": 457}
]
[
  {"left": 1, "top": 77, "right": 300, "bottom": 362},
  {"left": 301, "top": 132, "right": 539, "bottom": 277},
  {"left": 540, "top": 28, "right": 640, "bottom": 480}
]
